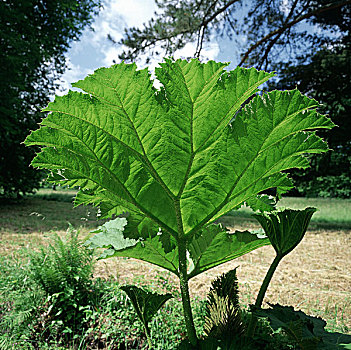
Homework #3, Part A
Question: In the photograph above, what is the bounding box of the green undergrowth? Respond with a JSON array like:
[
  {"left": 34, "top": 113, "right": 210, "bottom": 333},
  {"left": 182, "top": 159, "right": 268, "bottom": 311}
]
[
  {"left": 0, "top": 230, "right": 348, "bottom": 350},
  {"left": 0, "top": 254, "right": 293, "bottom": 350},
  {"left": 0, "top": 247, "right": 203, "bottom": 350}
]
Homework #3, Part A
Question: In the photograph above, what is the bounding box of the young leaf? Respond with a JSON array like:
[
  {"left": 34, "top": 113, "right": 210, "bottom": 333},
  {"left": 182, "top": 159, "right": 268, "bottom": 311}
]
[
  {"left": 188, "top": 224, "right": 270, "bottom": 278},
  {"left": 85, "top": 217, "right": 138, "bottom": 250},
  {"left": 252, "top": 207, "right": 317, "bottom": 257},
  {"left": 247, "top": 207, "right": 318, "bottom": 337},
  {"left": 85, "top": 217, "right": 179, "bottom": 275},
  {"left": 120, "top": 285, "right": 173, "bottom": 348},
  {"left": 204, "top": 268, "right": 244, "bottom": 339},
  {"left": 120, "top": 285, "right": 173, "bottom": 323}
]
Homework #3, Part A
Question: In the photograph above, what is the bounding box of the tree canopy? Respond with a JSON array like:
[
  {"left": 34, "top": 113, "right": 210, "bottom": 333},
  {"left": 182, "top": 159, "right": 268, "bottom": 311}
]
[
  {"left": 0, "top": 0, "right": 101, "bottom": 197},
  {"left": 115, "top": 0, "right": 351, "bottom": 69},
  {"left": 274, "top": 18, "right": 350, "bottom": 197}
]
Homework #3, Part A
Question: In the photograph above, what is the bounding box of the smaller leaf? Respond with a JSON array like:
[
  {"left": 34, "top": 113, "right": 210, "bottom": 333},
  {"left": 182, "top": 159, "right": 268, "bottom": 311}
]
[
  {"left": 188, "top": 224, "right": 270, "bottom": 278},
  {"left": 120, "top": 285, "right": 173, "bottom": 327},
  {"left": 85, "top": 217, "right": 179, "bottom": 274},
  {"left": 246, "top": 194, "right": 276, "bottom": 212},
  {"left": 252, "top": 207, "right": 317, "bottom": 257}
]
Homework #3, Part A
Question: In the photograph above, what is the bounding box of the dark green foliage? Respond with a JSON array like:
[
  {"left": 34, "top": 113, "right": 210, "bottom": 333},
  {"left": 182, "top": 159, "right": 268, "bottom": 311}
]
[
  {"left": 274, "top": 42, "right": 351, "bottom": 198},
  {"left": 28, "top": 229, "right": 100, "bottom": 338},
  {"left": 203, "top": 268, "right": 244, "bottom": 339},
  {"left": 0, "top": 0, "right": 101, "bottom": 198},
  {"left": 116, "top": 0, "right": 349, "bottom": 70},
  {"left": 271, "top": 5, "right": 350, "bottom": 198},
  {"left": 254, "top": 304, "right": 351, "bottom": 349}
]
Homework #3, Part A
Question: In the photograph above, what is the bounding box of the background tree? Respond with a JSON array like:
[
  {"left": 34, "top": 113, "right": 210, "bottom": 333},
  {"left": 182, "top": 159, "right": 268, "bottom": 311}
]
[
  {"left": 274, "top": 10, "right": 350, "bottom": 197},
  {"left": 114, "top": 0, "right": 350, "bottom": 198},
  {"left": 0, "top": 0, "right": 101, "bottom": 198}
]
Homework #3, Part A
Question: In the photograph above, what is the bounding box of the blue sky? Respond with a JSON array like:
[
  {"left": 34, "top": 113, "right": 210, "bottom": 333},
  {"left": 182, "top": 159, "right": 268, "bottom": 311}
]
[
  {"left": 57, "top": 0, "right": 234, "bottom": 94},
  {"left": 58, "top": 0, "right": 313, "bottom": 95}
]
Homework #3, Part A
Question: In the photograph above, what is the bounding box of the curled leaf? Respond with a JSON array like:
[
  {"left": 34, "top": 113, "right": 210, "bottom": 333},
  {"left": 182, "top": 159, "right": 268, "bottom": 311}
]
[{"left": 252, "top": 207, "right": 317, "bottom": 257}]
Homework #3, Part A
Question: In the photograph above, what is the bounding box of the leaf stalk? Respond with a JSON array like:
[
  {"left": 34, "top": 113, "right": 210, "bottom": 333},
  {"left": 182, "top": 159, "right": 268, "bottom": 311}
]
[
  {"left": 247, "top": 254, "right": 282, "bottom": 336},
  {"left": 178, "top": 238, "right": 198, "bottom": 346}
]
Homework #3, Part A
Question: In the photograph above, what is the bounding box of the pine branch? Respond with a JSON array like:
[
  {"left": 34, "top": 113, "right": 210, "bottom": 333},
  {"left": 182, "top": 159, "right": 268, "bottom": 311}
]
[{"left": 239, "top": 0, "right": 351, "bottom": 66}]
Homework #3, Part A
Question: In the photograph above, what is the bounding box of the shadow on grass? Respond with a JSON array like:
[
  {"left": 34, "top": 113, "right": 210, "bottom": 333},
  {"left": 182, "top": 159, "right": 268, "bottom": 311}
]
[
  {"left": 29, "top": 192, "right": 76, "bottom": 203},
  {"left": 1, "top": 191, "right": 350, "bottom": 234}
]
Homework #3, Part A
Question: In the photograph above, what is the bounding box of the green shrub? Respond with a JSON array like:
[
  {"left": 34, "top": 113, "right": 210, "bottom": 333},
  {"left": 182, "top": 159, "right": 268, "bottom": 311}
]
[
  {"left": 28, "top": 228, "right": 101, "bottom": 339},
  {"left": 0, "top": 253, "right": 43, "bottom": 349}
]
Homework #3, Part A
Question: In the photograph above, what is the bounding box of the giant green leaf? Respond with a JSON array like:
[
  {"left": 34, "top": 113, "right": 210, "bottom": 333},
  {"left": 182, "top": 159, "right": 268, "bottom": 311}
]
[
  {"left": 25, "top": 59, "right": 335, "bottom": 344},
  {"left": 25, "top": 58, "right": 334, "bottom": 275}
]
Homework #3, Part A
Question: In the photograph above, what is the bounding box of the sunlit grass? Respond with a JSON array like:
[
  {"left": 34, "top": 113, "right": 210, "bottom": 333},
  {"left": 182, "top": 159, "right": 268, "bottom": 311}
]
[{"left": 224, "top": 196, "right": 351, "bottom": 229}]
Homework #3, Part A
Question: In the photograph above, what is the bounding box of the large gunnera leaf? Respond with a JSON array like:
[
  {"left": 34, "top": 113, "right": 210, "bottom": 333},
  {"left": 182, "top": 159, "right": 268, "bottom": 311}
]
[{"left": 25, "top": 59, "right": 334, "bottom": 275}]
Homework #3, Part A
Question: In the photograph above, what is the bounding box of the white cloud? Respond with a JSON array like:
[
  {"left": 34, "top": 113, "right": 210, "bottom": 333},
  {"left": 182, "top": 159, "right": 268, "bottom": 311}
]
[
  {"left": 56, "top": 0, "right": 158, "bottom": 94},
  {"left": 102, "top": 46, "right": 123, "bottom": 66},
  {"left": 56, "top": 0, "right": 221, "bottom": 94},
  {"left": 108, "top": 0, "right": 157, "bottom": 28},
  {"left": 174, "top": 39, "right": 220, "bottom": 61},
  {"left": 280, "top": 0, "right": 291, "bottom": 16},
  {"left": 55, "top": 59, "right": 95, "bottom": 96}
]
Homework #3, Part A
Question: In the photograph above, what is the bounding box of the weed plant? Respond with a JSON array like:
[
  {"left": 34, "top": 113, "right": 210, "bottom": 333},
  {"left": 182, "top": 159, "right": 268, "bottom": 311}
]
[
  {"left": 0, "top": 253, "right": 44, "bottom": 349},
  {"left": 0, "top": 229, "right": 101, "bottom": 348},
  {"left": 29, "top": 228, "right": 96, "bottom": 329}
]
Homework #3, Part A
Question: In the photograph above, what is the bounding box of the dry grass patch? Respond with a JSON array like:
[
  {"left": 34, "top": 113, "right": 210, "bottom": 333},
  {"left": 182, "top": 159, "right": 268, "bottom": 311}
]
[{"left": 0, "top": 197, "right": 102, "bottom": 255}]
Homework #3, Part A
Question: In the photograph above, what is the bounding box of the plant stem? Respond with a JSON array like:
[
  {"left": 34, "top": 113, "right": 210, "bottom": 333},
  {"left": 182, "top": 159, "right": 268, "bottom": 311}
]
[
  {"left": 178, "top": 238, "right": 198, "bottom": 346},
  {"left": 144, "top": 323, "right": 153, "bottom": 349},
  {"left": 247, "top": 254, "right": 282, "bottom": 337},
  {"left": 255, "top": 254, "right": 281, "bottom": 308}
]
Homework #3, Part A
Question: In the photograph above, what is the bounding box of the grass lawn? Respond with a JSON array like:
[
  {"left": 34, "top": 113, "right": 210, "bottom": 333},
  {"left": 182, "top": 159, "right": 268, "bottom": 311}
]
[
  {"left": 222, "top": 196, "right": 351, "bottom": 230},
  {"left": 0, "top": 188, "right": 350, "bottom": 345}
]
